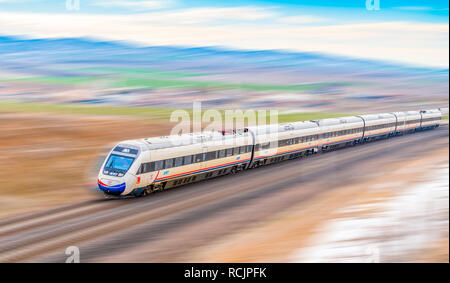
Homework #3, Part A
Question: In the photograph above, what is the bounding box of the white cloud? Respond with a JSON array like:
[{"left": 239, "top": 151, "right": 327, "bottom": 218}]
[
  {"left": 92, "top": 0, "right": 174, "bottom": 11},
  {"left": 0, "top": 10, "right": 448, "bottom": 68},
  {"left": 135, "top": 7, "right": 276, "bottom": 24},
  {"left": 278, "top": 15, "right": 326, "bottom": 24}
]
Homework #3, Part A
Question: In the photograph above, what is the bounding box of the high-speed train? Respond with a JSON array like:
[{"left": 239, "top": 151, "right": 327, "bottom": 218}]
[{"left": 97, "top": 109, "right": 444, "bottom": 197}]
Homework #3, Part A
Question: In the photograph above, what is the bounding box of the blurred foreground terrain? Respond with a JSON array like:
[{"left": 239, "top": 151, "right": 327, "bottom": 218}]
[{"left": 0, "top": 36, "right": 448, "bottom": 262}]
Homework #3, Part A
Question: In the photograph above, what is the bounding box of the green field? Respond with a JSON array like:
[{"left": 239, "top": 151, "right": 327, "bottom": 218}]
[
  {"left": 0, "top": 74, "right": 349, "bottom": 92},
  {"left": 0, "top": 101, "right": 354, "bottom": 123},
  {"left": 78, "top": 67, "right": 206, "bottom": 78}
]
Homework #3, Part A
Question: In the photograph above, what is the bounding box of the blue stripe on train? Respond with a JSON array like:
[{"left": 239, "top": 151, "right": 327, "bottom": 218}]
[
  {"left": 156, "top": 146, "right": 318, "bottom": 183},
  {"left": 98, "top": 182, "right": 126, "bottom": 195},
  {"left": 156, "top": 160, "right": 250, "bottom": 182}
]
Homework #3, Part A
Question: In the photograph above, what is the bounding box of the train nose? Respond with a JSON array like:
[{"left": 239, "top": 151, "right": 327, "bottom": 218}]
[{"left": 97, "top": 178, "right": 126, "bottom": 195}]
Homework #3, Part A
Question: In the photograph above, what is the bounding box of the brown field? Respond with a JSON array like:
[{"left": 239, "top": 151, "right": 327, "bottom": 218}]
[
  {"left": 0, "top": 112, "right": 173, "bottom": 219},
  {"left": 184, "top": 146, "right": 448, "bottom": 263}
]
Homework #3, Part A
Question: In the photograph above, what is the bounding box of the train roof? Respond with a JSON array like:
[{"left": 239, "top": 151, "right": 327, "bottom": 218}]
[
  {"left": 391, "top": 112, "right": 407, "bottom": 117},
  {"left": 248, "top": 121, "right": 318, "bottom": 134},
  {"left": 359, "top": 113, "right": 395, "bottom": 121},
  {"left": 116, "top": 108, "right": 443, "bottom": 151},
  {"left": 314, "top": 116, "right": 363, "bottom": 126},
  {"left": 406, "top": 110, "right": 421, "bottom": 116},
  {"left": 138, "top": 130, "right": 252, "bottom": 150},
  {"left": 421, "top": 109, "right": 441, "bottom": 114},
  {"left": 123, "top": 121, "right": 319, "bottom": 151}
]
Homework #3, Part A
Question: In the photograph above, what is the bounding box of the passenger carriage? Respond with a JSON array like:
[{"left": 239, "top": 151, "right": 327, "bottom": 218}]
[
  {"left": 249, "top": 121, "right": 320, "bottom": 167},
  {"left": 405, "top": 111, "right": 422, "bottom": 133},
  {"left": 358, "top": 113, "right": 397, "bottom": 141},
  {"left": 314, "top": 116, "right": 364, "bottom": 151},
  {"left": 420, "top": 109, "right": 442, "bottom": 130}
]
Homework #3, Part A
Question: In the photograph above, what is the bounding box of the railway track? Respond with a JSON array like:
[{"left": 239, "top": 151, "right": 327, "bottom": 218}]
[{"left": 0, "top": 125, "right": 447, "bottom": 262}]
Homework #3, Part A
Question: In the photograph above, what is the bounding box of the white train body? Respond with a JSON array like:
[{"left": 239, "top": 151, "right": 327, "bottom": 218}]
[{"left": 97, "top": 109, "right": 443, "bottom": 197}]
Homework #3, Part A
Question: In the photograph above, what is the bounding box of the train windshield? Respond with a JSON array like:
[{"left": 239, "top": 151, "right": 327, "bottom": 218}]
[{"left": 104, "top": 154, "right": 134, "bottom": 172}]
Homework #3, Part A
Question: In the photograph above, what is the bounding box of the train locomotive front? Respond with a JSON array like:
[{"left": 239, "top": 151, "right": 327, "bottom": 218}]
[{"left": 97, "top": 142, "right": 143, "bottom": 196}]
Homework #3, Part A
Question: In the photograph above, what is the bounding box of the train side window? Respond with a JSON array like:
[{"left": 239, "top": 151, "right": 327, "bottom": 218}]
[
  {"left": 233, "top": 147, "right": 240, "bottom": 155},
  {"left": 184, "top": 155, "right": 192, "bottom": 165},
  {"left": 218, "top": 149, "right": 226, "bottom": 158},
  {"left": 154, "top": 160, "right": 164, "bottom": 171},
  {"left": 137, "top": 164, "right": 144, "bottom": 175},
  {"left": 260, "top": 142, "right": 270, "bottom": 149},
  {"left": 239, "top": 146, "right": 246, "bottom": 154},
  {"left": 226, "top": 148, "right": 233, "bottom": 157},
  {"left": 175, "top": 157, "right": 183, "bottom": 167},
  {"left": 195, "top": 153, "right": 203, "bottom": 163},
  {"left": 270, "top": 141, "right": 278, "bottom": 148},
  {"left": 142, "top": 162, "right": 154, "bottom": 173},
  {"left": 206, "top": 151, "right": 217, "bottom": 161},
  {"left": 165, "top": 158, "right": 174, "bottom": 169}
]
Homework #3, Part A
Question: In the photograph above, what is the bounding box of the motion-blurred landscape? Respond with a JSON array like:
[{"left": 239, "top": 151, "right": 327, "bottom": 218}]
[
  {"left": 0, "top": 0, "right": 448, "bottom": 263},
  {"left": 0, "top": 35, "right": 448, "bottom": 114}
]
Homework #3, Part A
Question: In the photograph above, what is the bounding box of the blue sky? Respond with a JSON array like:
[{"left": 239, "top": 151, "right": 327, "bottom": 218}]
[
  {"left": 0, "top": 0, "right": 448, "bottom": 67},
  {"left": 0, "top": 0, "right": 448, "bottom": 20}
]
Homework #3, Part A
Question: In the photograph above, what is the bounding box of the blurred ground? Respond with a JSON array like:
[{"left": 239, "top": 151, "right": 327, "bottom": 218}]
[
  {"left": 182, "top": 141, "right": 449, "bottom": 263},
  {"left": 0, "top": 112, "right": 172, "bottom": 219}
]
